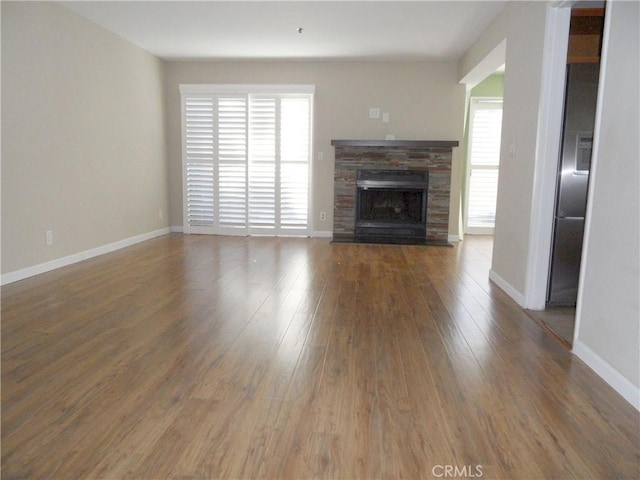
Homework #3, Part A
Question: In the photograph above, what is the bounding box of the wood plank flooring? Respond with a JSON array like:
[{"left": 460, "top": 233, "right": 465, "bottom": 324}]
[
  {"left": 2, "top": 234, "right": 638, "bottom": 479},
  {"left": 526, "top": 307, "right": 576, "bottom": 347}
]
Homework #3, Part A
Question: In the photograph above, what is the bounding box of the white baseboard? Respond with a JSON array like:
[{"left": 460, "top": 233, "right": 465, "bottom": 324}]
[
  {"left": 573, "top": 340, "right": 640, "bottom": 411},
  {"left": 1, "top": 227, "right": 172, "bottom": 285},
  {"left": 448, "top": 234, "right": 461, "bottom": 242},
  {"left": 489, "top": 269, "right": 526, "bottom": 307},
  {"left": 171, "top": 226, "right": 184, "bottom": 233}
]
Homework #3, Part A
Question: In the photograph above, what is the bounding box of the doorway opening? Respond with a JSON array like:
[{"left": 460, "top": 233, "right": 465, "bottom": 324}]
[
  {"left": 463, "top": 72, "right": 504, "bottom": 236},
  {"left": 537, "top": 4, "right": 605, "bottom": 347}
]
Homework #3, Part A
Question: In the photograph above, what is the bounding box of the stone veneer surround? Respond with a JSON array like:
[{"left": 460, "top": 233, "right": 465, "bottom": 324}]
[{"left": 331, "top": 140, "right": 458, "bottom": 244}]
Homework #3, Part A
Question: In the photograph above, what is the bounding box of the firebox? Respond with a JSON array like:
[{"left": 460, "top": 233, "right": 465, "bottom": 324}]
[{"left": 355, "top": 169, "right": 428, "bottom": 243}]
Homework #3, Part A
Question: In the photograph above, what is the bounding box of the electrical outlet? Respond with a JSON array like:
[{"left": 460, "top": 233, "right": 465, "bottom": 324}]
[
  {"left": 320, "top": 211, "right": 326, "bottom": 221},
  {"left": 46, "top": 230, "right": 53, "bottom": 245}
]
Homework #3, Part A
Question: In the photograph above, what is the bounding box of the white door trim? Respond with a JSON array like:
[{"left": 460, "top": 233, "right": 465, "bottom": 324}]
[{"left": 523, "top": 4, "right": 572, "bottom": 310}]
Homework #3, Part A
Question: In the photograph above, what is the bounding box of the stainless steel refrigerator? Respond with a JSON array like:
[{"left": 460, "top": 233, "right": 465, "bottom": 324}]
[{"left": 547, "top": 63, "right": 600, "bottom": 305}]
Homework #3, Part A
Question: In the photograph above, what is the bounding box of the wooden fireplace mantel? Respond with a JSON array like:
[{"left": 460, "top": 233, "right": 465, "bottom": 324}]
[{"left": 330, "top": 139, "right": 459, "bottom": 148}]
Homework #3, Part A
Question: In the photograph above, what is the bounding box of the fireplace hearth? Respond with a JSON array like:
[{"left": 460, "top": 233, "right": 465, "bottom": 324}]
[{"left": 355, "top": 169, "right": 428, "bottom": 243}]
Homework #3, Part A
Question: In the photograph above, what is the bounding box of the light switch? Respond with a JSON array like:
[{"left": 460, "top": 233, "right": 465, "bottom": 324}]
[
  {"left": 382, "top": 112, "right": 389, "bottom": 123},
  {"left": 369, "top": 107, "right": 380, "bottom": 119}
]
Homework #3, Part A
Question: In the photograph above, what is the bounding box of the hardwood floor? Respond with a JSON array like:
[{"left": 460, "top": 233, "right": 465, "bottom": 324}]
[
  {"left": 525, "top": 307, "right": 576, "bottom": 348},
  {"left": 2, "top": 234, "right": 638, "bottom": 479}
]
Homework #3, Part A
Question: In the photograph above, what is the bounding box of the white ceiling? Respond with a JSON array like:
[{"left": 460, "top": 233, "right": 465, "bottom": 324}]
[{"left": 60, "top": 1, "right": 507, "bottom": 61}]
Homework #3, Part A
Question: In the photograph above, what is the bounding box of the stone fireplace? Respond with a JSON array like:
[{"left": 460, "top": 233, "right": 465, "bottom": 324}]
[{"left": 331, "top": 139, "right": 458, "bottom": 245}]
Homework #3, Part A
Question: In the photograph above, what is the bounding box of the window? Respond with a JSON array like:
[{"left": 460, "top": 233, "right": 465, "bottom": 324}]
[
  {"left": 181, "top": 85, "right": 314, "bottom": 236},
  {"left": 465, "top": 98, "right": 503, "bottom": 234}
]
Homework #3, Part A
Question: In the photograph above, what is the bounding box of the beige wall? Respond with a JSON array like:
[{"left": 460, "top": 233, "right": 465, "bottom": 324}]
[
  {"left": 574, "top": 0, "right": 639, "bottom": 402},
  {"left": 1, "top": 1, "right": 169, "bottom": 274},
  {"left": 492, "top": 1, "right": 549, "bottom": 296},
  {"left": 458, "top": 1, "right": 548, "bottom": 297},
  {"left": 163, "top": 60, "right": 466, "bottom": 236}
]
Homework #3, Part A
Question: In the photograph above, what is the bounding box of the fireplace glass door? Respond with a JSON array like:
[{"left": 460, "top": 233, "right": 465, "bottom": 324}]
[
  {"left": 355, "top": 169, "right": 428, "bottom": 242},
  {"left": 358, "top": 189, "right": 424, "bottom": 223}
]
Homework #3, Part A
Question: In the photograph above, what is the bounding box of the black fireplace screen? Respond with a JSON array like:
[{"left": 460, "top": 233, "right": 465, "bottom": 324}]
[
  {"left": 358, "top": 189, "right": 424, "bottom": 223},
  {"left": 355, "top": 169, "right": 428, "bottom": 241}
]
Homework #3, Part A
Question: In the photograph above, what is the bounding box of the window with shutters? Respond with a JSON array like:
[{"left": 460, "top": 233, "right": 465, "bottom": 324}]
[
  {"left": 181, "top": 85, "right": 314, "bottom": 236},
  {"left": 464, "top": 98, "right": 503, "bottom": 234}
]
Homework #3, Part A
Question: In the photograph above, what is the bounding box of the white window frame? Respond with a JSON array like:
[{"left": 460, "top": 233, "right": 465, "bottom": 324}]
[{"left": 180, "top": 84, "right": 315, "bottom": 237}]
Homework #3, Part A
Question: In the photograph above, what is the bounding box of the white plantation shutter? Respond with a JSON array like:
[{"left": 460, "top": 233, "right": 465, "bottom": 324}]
[
  {"left": 248, "top": 97, "right": 277, "bottom": 231},
  {"left": 181, "top": 85, "right": 313, "bottom": 236},
  {"left": 184, "top": 97, "right": 215, "bottom": 232},
  {"left": 467, "top": 169, "right": 499, "bottom": 227},
  {"left": 218, "top": 97, "right": 248, "bottom": 232},
  {"left": 280, "top": 97, "right": 310, "bottom": 232},
  {"left": 465, "top": 98, "right": 503, "bottom": 234}
]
